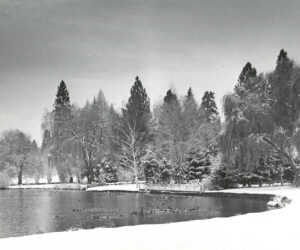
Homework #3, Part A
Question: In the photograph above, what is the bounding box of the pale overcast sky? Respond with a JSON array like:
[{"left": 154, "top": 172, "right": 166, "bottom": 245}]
[{"left": 1, "top": 0, "right": 300, "bottom": 144}]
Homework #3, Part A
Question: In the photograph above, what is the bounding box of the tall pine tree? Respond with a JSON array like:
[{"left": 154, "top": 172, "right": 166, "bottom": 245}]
[
  {"left": 52, "top": 80, "right": 72, "bottom": 182},
  {"left": 53, "top": 80, "right": 72, "bottom": 135},
  {"left": 156, "top": 89, "right": 186, "bottom": 182},
  {"left": 199, "top": 91, "right": 219, "bottom": 123},
  {"left": 234, "top": 62, "right": 257, "bottom": 96},
  {"left": 269, "top": 49, "right": 294, "bottom": 131},
  {"left": 182, "top": 87, "right": 199, "bottom": 138},
  {"left": 119, "top": 76, "right": 151, "bottom": 186}
]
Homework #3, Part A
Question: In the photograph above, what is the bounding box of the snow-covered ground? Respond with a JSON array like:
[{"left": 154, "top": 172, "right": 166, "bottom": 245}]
[
  {"left": 0, "top": 186, "right": 299, "bottom": 250},
  {"left": 86, "top": 183, "right": 140, "bottom": 192}
]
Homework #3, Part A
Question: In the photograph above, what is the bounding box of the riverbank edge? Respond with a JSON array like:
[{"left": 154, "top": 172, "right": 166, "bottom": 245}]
[
  {"left": 7, "top": 182, "right": 287, "bottom": 201},
  {"left": 7, "top": 183, "right": 288, "bottom": 206},
  {"left": 86, "top": 183, "right": 282, "bottom": 201},
  {"left": 8, "top": 183, "right": 283, "bottom": 202},
  {"left": 88, "top": 188, "right": 277, "bottom": 201}
]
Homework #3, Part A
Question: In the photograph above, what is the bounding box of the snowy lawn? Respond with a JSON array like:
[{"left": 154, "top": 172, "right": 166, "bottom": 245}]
[{"left": 0, "top": 186, "right": 298, "bottom": 250}]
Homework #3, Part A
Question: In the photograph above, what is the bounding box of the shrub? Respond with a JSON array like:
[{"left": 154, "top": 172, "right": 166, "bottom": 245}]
[
  {"left": 159, "top": 158, "right": 172, "bottom": 184},
  {"left": 240, "top": 172, "right": 264, "bottom": 187},
  {"left": 283, "top": 167, "right": 295, "bottom": 183},
  {"left": 116, "top": 168, "right": 132, "bottom": 183},
  {"left": 142, "top": 150, "right": 160, "bottom": 184},
  {"left": 94, "top": 156, "right": 119, "bottom": 184},
  {"left": 186, "top": 149, "right": 211, "bottom": 182},
  {"left": 213, "top": 162, "right": 296, "bottom": 189},
  {"left": 213, "top": 166, "right": 240, "bottom": 189},
  {"left": 0, "top": 172, "right": 10, "bottom": 189}
]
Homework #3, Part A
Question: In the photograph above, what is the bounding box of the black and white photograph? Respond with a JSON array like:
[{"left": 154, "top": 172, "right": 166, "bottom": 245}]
[{"left": 0, "top": 1, "right": 299, "bottom": 249}]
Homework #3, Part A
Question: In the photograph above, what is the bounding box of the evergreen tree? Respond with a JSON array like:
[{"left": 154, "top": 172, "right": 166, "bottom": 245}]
[
  {"left": 94, "top": 155, "right": 118, "bottom": 183},
  {"left": 102, "top": 160, "right": 118, "bottom": 183},
  {"left": 277, "top": 49, "right": 288, "bottom": 64},
  {"left": 119, "top": 76, "right": 151, "bottom": 186},
  {"left": 186, "top": 148, "right": 211, "bottom": 181},
  {"left": 238, "top": 62, "right": 257, "bottom": 85},
  {"left": 160, "top": 89, "right": 183, "bottom": 140},
  {"left": 142, "top": 147, "right": 160, "bottom": 184},
  {"left": 234, "top": 62, "right": 257, "bottom": 95},
  {"left": 199, "top": 91, "right": 219, "bottom": 123},
  {"left": 125, "top": 76, "right": 151, "bottom": 132},
  {"left": 269, "top": 49, "right": 294, "bottom": 131},
  {"left": 31, "top": 140, "right": 38, "bottom": 152},
  {"left": 159, "top": 157, "right": 172, "bottom": 184},
  {"left": 108, "top": 105, "right": 122, "bottom": 155},
  {"left": 163, "top": 89, "right": 178, "bottom": 104},
  {"left": 52, "top": 80, "right": 72, "bottom": 182},
  {"left": 53, "top": 80, "right": 72, "bottom": 135},
  {"left": 182, "top": 87, "right": 198, "bottom": 138},
  {"left": 156, "top": 89, "right": 186, "bottom": 183}
]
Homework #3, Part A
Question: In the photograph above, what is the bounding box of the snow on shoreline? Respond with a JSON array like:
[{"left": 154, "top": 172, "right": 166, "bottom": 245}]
[
  {"left": 0, "top": 186, "right": 299, "bottom": 250},
  {"left": 86, "top": 183, "right": 139, "bottom": 192}
]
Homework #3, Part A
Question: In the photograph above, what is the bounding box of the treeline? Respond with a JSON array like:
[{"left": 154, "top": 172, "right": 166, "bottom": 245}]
[
  {"left": 2, "top": 49, "right": 300, "bottom": 188},
  {"left": 38, "top": 77, "right": 221, "bottom": 185}
]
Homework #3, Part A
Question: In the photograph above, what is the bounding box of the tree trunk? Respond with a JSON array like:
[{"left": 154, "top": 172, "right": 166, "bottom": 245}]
[
  {"left": 89, "top": 161, "right": 93, "bottom": 184},
  {"left": 47, "top": 154, "right": 53, "bottom": 169},
  {"left": 131, "top": 132, "right": 138, "bottom": 188},
  {"left": 280, "top": 166, "right": 284, "bottom": 186},
  {"left": 133, "top": 149, "right": 138, "bottom": 188},
  {"left": 18, "top": 163, "right": 23, "bottom": 185},
  {"left": 292, "top": 168, "right": 300, "bottom": 187},
  {"left": 77, "top": 173, "right": 81, "bottom": 183},
  {"left": 83, "top": 148, "right": 93, "bottom": 184},
  {"left": 87, "top": 160, "right": 93, "bottom": 184},
  {"left": 87, "top": 175, "right": 92, "bottom": 184},
  {"left": 88, "top": 155, "right": 93, "bottom": 184},
  {"left": 280, "top": 156, "right": 284, "bottom": 186},
  {"left": 262, "top": 136, "right": 300, "bottom": 187},
  {"left": 87, "top": 158, "right": 94, "bottom": 185},
  {"left": 133, "top": 156, "right": 138, "bottom": 188}
]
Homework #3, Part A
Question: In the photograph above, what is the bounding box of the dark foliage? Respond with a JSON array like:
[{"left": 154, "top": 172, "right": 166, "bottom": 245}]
[{"left": 186, "top": 149, "right": 211, "bottom": 181}]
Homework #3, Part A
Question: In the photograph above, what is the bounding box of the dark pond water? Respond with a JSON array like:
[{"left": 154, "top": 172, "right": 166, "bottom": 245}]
[{"left": 0, "top": 190, "right": 271, "bottom": 238}]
